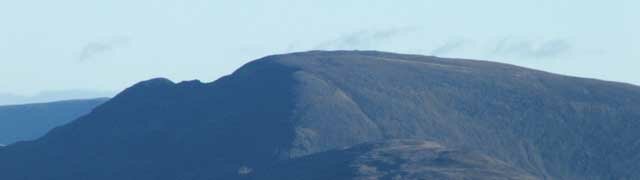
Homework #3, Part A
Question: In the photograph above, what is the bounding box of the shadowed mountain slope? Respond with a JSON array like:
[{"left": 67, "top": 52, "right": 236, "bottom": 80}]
[
  {"left": 258, "top": 139, "right": 538, "bottom": 180},
  {"left": 1, "top": 51, "right": 639, "bottom": 180},
  {"left": 0, "top": 98, "right": 108, "bottom": 145}
]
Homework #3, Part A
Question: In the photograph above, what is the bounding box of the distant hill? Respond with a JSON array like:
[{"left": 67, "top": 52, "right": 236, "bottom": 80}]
[
  {"left": 0, "top": 90, "right": 114, "bottom": 105},
  {"left": 0, "top": 98, "right": 108, "bottom": 145},
  {"left": 1, "top": 51, "right": 640, "bottom": 180}
]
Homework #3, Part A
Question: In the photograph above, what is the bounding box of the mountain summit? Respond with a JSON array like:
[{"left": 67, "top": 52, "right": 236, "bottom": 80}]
[{"left": 1, "top": 51, "right": 639, "bottom": 180}]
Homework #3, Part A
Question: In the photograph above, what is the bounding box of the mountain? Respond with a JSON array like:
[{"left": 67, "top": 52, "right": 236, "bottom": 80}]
[
  {"left": 258, "top": 139, "right": 538, "bottom": 180},
  {"left": 0, "top": 90, "right": 114, "bottom": 106},
  {"left": 1, "top": 51, "right": 640, "bottom": 180},
  {"left": 0, "top": 98, "right": 109, "bottom": 145}
]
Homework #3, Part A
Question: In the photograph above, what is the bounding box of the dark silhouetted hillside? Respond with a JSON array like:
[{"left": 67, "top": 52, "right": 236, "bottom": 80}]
[
  {"left": 1, "top": 51, "right": 639, "bottom": 180},
  {"left": 0, "top": 98, "right": 108, "bottom": 145}
]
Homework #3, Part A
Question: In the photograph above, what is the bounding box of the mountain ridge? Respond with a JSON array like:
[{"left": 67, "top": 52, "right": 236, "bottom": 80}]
[
  {"left": 0, "top": 98, "right": 109, "bottom": 145},
  {"left": 1, "top": 50, "right": 640, "bottom": 180}
]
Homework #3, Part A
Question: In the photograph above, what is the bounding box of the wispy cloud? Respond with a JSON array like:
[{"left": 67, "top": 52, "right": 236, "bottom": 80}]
[
  {"left": 76, "top": 36, "right": 131, "bottom": 62},
  {"left": 314, "top": 27, "right": 416, "bottom": 50},
  {"left": 491, "top": 38, "right": 572, "bottom": 59},
  {"left": 429, "top": 39, "right": 468, "bottom": 56}
]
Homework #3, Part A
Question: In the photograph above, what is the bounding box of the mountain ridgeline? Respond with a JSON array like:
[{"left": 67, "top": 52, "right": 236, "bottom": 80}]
[
  {"left": 1, "top": 51, "right": 640, "bottom": 180},
  {"left": 0, "top": 98, "right": 108, "bottom": 145}
]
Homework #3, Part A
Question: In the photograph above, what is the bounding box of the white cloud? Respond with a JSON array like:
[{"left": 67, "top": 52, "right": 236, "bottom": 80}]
[
  {"left": 491, "top": 38, "right": 573, "bottom": 59},
  {"left": 76, "top": 36, "right": 131, "bottom": 62},
  {"left": 314, "top": 27, "right": 417, "bottom": 50}
]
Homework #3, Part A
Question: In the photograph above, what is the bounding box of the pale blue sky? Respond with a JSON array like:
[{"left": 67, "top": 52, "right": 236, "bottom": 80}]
[{"left": 1, "top": 0, "right": 638, "bottom": 96}]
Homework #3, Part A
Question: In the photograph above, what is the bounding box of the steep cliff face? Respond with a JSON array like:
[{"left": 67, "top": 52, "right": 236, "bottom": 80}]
[{"left": 1, "top": 51, "right": 639, "bottom": 180}]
